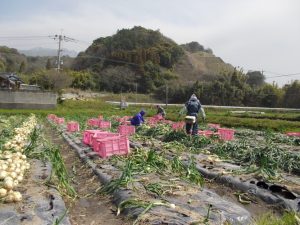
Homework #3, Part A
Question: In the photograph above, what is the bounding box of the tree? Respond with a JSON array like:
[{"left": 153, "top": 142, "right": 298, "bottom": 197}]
[
  {"left": 258, "top": 84, "right": 282, "bottom": 107},
  {"left": 0, "top": 59, "right": 5, "bottom": 72},
  {"left": 46, "top": 59, "right": 52, "bottom": 70},
  {"left": 68, "top": 70, "right": 95, "bottom": 90},
  {"left": 29, "top": 69, "right": 72, "bottom": 91},
  {"left": 97, "top": 66, "right": 136, "bottom": 93},
  {"left": 19, "top": 61, "right": 26, "bottom": 73},
  {"left": 181, "top": 42, "right": 204, "bottom": 53},
  {"left": 246, "top": 71, "right": 265, "bottom": 87},
  {"left": 282, "top": 81, "right": 300, "bottom": 108}
]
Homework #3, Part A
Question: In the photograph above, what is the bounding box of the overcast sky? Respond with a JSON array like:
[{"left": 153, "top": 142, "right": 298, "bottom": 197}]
[{"left": 0, "top": 0, "right": 299, "bottom": 85}]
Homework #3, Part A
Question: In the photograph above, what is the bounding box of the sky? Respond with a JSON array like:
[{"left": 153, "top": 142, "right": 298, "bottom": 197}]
[{"left": 0, "top": 0, "right": 299, "bottom": 86}]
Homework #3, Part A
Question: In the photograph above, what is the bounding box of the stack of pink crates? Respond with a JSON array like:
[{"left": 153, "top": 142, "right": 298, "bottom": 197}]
[
  {"left": 118, "top": 125, "right": 135, "bottom": 136},
  {"left": 92, "top": 132, "right": 120, "bottom": 149},
  {"left": 83, "top": 130, "right": 129, "bottom": 158},
  {"left": 93, "top": 135, "right": 130, "bottom": 158},
  {"left": 67, "top": 121, "right": 80, "bottom": 132}
]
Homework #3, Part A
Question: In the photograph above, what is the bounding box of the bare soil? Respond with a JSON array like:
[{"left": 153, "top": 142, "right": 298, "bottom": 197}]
[
  {"left": 205, "top": 180, "right": 282, "bottom": 218},
  {"left": 44, "top": 124, "right": 131, "bottom": 225}
]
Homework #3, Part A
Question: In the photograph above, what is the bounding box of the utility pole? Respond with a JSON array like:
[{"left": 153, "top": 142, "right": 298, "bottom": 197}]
[
  {"left": 56, "top": 34, "right": 63, "bottom": 72},
  {"left": 50, "top": 33, "right": 77, "bottom": 72},
  {"left": 165, "top": 84, "right": 168, "bottom": 107},
  {"left": 135, "top": 83, "right": 138, "bottom": 104}
]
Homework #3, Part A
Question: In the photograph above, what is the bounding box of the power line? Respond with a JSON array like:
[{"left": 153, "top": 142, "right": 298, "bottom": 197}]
[
  {"left": 0, "top": 36, "right": 50, "bottom": 41},
  {"left": 265, "top": 73, "right": 300, "bottom": 79}
]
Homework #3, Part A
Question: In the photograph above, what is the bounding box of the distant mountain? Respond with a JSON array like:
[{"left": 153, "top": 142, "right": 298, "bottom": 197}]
[{"left": 19, "top": 47, "right": 78, "bottom": 57}]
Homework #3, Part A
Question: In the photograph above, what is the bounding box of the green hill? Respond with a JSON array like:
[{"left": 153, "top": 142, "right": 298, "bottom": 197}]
[{"left": 72, "top": 26, "right": 234, "bottom": 93}]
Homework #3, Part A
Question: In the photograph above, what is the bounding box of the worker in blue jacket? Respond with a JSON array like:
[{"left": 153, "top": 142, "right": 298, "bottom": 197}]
[
  {"left": 130, "top": 110, "right": 146, "bottom": 126},
  {"left": 183, "top": 94, "right": 206, "bottom": 135}
]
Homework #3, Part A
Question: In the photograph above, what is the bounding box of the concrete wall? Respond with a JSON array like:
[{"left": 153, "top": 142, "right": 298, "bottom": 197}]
[{"left": 0, "top": 90, "right": 57, "bottom": 109}]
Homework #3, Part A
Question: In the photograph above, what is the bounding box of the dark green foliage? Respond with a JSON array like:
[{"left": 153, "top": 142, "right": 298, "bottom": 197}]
[
  {"left": 181, "top": 41, "right": 212, "bottom": 54},
  {"left": 0, "top": 46, "right": 74, "bottom": 74},
  {"left": 72, "top": 26, "right": 183, "bottom": 93},
  {"left": 283, "top": 81, "right": 300, "bottom": 108},
  {"left": 212, "top": 141, "right": 300, "bottom": 175},
  {"left": 69, "top": 70, "right": 95, "bottom": 90},
  {"left": 246, "top": 71, "right": 265, "bottom": 87}
]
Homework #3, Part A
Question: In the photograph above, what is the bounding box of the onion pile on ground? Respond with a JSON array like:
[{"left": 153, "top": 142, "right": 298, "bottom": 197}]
[{"left": 0, "top": 115, "right": 37, "bottom": 203}]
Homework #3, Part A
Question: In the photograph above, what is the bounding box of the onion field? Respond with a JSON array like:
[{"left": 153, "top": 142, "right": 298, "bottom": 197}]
[{"left": 1, "top": 100, "right": 300, "bottom": 225}]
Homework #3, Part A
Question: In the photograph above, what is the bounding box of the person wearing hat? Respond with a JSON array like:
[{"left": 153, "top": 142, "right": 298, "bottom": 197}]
[
  {"left": 130, "top": 110, "right": 146, "bottom": 126},
  {"left": 184, "top": 94, "right": 206, "bottom": 135},
  {"left": 156, "top": 105, "right": 166, "bottom": 118}
]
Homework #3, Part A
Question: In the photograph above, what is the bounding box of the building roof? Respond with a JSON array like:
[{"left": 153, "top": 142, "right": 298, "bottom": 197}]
[{"left": 0, "top": 72, "right": 24, "bottom": 83}]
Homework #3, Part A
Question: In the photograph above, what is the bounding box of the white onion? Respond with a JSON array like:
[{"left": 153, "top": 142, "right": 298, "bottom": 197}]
[
  {"left": 0, "top": 188, "right": 7, "bottom": 197},
  {"left": 15, "top": 168, "right": 21, "bottom": 175},
  {"left": 13, "top": 191, "right": 22, "bottom": 202},
  {"left": 2, "top": 164, "right": 8, "bottom": 170},
  {"left": 10, "top": 172, "right": 17, "bottom": 179},
  {"left": 0, "top": 171, "right": 7, "bottom": 179},
  {"left": 17, "top": 175, "right": 23, "bottom": 182},
  {"left": 4, "top": 179, "right": 14, "bottom": 190},
  {"left": 4, "top": 176, "right": 13, "bottom": 182},
  {"left": 5, "top": 194, "right": 14, "bottom": 203}
]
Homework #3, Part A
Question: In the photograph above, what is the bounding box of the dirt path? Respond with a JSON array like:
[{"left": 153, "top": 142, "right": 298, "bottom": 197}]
[{"left": 44, "top": 124, "right": 131, "bottom": 225}]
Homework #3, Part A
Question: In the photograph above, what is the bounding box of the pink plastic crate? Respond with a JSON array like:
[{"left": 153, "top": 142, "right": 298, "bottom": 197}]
[
  {"left": 55, "top": 117, "right": 65, "bottom": 124},
  {"left": 172, "top": 122, "right": 185, "bottom": 130},
  {"left": 117, "top": 116, "right": 131, "bottom": 125},
  {"left": 208, "top": 123, "right": 221, "bottom": 129},
  {"left": 153, "top": 114, "right": 164, "bottom": 120},
  {"left": 87, "top": 118, "right": 100, "bottom": 127},
  {"left": 98, "top": 121, "right": 111, "bottom": 129},
  {"left": 198, "top": 130, "right": 214, "bottom": 137},
  {"left": 118, "top": 125, "right": 136, "bottom": 136},
  {"left": 286, "top": 132, "right": 300, "bottom": 137},
  {"left": 91, "top": 132, "right": 120, "bottom": 149},
  {"left": 94, "top": 136, "right": 130, "bottom": 158},
  {"left": 217, "top": 128, "right": 235, "bottom": 141},
  {"left": 83, "top": 130, "right": 107, "bottom": 145},
  {"left": 147, "top": 116, "right": 162, "bottom": 125},
  {"left": 47, "top": 114, "right": 57, "bottom": 120},
  {"left": 162, "top": 120, "right": 173, "bottom": 125},
  {"left": 67, "top": 121, "right": 80, "bottom": 132}
]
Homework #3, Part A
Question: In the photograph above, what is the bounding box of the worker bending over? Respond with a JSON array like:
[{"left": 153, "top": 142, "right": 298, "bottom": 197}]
[{"left": 130, "top": 110, "right": 146, "bottom": 126}]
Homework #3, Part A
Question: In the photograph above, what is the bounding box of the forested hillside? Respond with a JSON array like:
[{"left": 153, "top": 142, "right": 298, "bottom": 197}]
[{"left": 0, "top": 46, "right": 74, "bottom": 73}]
